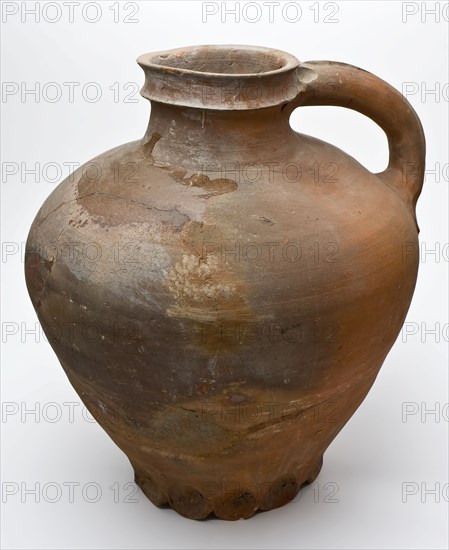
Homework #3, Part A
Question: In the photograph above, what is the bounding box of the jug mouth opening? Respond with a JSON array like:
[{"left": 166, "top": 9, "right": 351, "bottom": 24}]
[
  {"left": 139, "top": 45, "right": 298, "bottom": 77},
  {"left": 137, "top": 45, "right": 302, "bottom": 110}
]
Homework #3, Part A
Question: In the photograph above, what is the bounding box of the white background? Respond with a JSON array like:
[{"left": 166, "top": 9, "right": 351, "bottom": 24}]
[{"left": 1, "top": 1, "right": 448, "bottom": 548}]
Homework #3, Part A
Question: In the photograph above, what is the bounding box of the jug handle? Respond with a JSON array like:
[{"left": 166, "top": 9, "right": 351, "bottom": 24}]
[{"left": 287, "top": 61, "right": 426, "bottom": 229}]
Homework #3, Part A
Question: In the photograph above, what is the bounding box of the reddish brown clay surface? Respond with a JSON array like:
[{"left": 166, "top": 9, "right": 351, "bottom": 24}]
[{"left": 25, "top": 45, "right": 425, "bottom": 520}]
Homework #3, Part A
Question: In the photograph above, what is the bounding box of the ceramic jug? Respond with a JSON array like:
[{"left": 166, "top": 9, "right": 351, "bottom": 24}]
[{"left": 25, "top": 45, "right": 425, "bottom": 520}]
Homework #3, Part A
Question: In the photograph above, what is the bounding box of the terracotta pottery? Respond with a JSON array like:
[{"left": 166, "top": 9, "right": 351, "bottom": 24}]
[{"left": 25, "top": 45, "right": 425, "bottom": 520}]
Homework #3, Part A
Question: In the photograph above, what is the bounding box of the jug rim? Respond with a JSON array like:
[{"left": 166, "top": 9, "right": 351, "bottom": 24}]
[
  {"left": 137, "top": 44, "right": 303, "bottom": 110},
  {"left": 137, "top": 44, "right": 299, "bottom": 78}
]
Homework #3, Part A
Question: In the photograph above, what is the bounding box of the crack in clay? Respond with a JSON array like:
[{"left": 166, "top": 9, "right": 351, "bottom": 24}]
[
  {"left": 38, "top": 197, "right": 80, "bottom": 225},
  {"left": 77, "top": 191, "right": 190, "bottom": 230}
]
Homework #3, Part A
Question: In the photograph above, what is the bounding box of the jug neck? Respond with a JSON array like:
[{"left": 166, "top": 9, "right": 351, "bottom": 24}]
[{"left": 141, "top": 101, "right": 298, "bottom": 172}]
